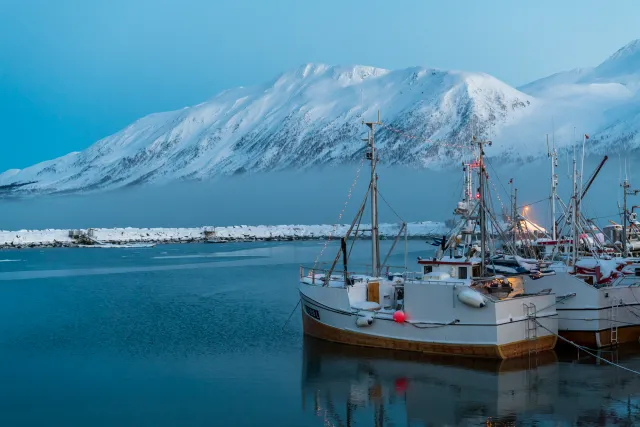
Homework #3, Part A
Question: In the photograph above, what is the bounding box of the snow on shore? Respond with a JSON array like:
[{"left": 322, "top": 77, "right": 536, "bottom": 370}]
[{"left": 0, "top": 221, "right": 447, "bottom": 248}]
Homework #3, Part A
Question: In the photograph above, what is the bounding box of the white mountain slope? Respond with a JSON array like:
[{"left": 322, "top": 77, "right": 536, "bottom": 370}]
[
  {"left": 517, "top": 39, "right": 640, "bottom": 153},
  {"left": 0, "top": 64, "right": 535, "bottom": 195}
]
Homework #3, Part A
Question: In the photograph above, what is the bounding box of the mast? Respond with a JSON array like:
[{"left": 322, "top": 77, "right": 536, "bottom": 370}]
[
  {"left": 513, "top": 187, "right": 518, "bottom": 250},
  {"left": 621, "top": 179, "right": 640, "bottom": 257},
  {"left": 473, "top": 136, "right": 492, "bottom": 276},
  {"left": 548, "top": 134, "right": 558, "bottom": 240},
  {"left": 572, "top": 153, "right": 578, "bottom": 268},
  {"left": 623, "top": 179, "right": 629, "bottom": 256},
  {"left": 463, "top": 161, "right": 473, "bottom": 248},
  {"left": 364, "top": 111, "right": 382, "bottom": 276}
]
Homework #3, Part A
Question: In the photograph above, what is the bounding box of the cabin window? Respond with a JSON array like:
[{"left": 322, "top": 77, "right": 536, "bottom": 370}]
[
  {"left": 458, "top": 267, "right": 468, "bottom": 279},
  {"left": 472, "top": 265, "right": 480, "bottom": 277},
  {"left": 423, "top": 265, "right": 433, "bottom": 274}
]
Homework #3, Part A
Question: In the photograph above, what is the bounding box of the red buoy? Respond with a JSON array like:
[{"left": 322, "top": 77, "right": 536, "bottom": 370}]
[
  {"left": 395, "top": 377, "right": 408, "bottom": 393},
  {"left": 393, "top": 310, "right": 406, "bottom": 323}
]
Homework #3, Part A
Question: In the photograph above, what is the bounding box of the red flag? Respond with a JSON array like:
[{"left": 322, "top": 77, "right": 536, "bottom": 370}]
[{"left": 584, "top": 134, "right": 589, "bottom": 139}]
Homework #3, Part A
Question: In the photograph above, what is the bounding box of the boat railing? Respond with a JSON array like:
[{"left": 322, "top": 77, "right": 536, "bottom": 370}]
[{"left": 299, "top": 263, "right": 409, "bottom": 286}]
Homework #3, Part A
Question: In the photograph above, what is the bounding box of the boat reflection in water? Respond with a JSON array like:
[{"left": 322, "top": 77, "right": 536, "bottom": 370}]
[{"left": 301, "top": 336, "right": 640, "bottom": 426}]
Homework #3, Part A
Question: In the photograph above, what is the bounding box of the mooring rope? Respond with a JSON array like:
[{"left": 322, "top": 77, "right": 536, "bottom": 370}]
[{"left": 534, "top": 319, "right": 640, "bottom": 376}]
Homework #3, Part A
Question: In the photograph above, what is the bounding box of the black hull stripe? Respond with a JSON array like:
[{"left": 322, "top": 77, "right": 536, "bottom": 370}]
[
  {"left": 299, "top": 293, "right": 557, "bottom": 327},
  {"left": 562, "top": 325, "right": 640, "bottom": 333},
  {"left": 557, "top": 302, "right": 640, "bottom": 312}
]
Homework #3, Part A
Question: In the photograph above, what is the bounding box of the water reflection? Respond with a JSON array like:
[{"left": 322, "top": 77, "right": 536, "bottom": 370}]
[{"left": 301, "top": 337, "right": 640, "bottom": 426}]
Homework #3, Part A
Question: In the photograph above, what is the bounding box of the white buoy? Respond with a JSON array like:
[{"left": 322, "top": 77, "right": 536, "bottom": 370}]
[
  {"left": 356, "top": 313, "right": 374, "bottom": 327},
  {"left": 457, "top": 288, "right": 486, "bottom": 308}
]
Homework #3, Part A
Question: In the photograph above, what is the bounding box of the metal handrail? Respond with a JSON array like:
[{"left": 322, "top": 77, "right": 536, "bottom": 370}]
[{"left": 299, "top": 264, "right": 410, "bottom": 286}]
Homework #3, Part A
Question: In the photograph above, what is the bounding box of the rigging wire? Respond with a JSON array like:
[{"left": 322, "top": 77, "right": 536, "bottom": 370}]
[{"left": 377, "top": 189, "right": 405, "bottom": 223}]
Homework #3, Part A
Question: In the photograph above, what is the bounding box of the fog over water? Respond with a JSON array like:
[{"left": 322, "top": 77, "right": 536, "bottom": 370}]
[{"left": 0, "top": 153, "right": 635, "bottom": 231}]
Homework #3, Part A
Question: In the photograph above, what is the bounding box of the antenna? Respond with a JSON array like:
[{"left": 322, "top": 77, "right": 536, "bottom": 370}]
[
  {"left": 552, "top": 116, "right": 555, "bottom": 149},
  {"left": 619, "top": 153, "right": 622, "bottom": 185},
  {"left": 622, "top": 178, "right": 640, "bottom": 256},
  {"left": 626, "top": 158, "right": 629, "bottom": 181},
  {"left": 546, "top": 134, "right": 550, "bottom": 157}
]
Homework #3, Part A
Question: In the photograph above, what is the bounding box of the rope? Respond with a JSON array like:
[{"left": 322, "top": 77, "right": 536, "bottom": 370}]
[
  {"left": 312, "top": 155, "right": 366, "bottom": 269},
  {"left": 377, "top": 188, "right": 405, "bottom": 223},
  {"left": 281, "top": 299, "right": 301, "bottom": 331},
  {"left": 408, "top": 319, "right": 459, "bottom": 329},
  {"left": 534, "top": 319, "right": 640, "bottom": 376},
  {"left": 518, "top": 197, "right": 552, "bottom": 210},
  {"left": 587, "top": 213, "right": 621, "bottom": 222}
]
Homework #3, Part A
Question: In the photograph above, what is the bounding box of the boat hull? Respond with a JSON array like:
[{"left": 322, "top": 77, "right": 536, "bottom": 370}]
[
  {"left": 560, "top": 325, "right": 640, "bottom": 348},
  {"left": 525, "top": 271, "right": 640, "bottom": 348},
  {"left": 301, "top": 309, "right": 556, "bottom": 359},
  {"left": 299, "top": 281, "right": 557, "bottom": 360}
]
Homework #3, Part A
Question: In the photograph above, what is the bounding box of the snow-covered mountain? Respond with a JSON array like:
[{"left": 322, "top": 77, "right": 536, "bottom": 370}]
[
  {"left": 517, "top": 39, "right": 640, "bottom": 153},
  {"left": 4, "top": 39, "right": 640, "bottom": 195},
  {"left": 0, "top": 64, "right": 534, "bottom": 195}
]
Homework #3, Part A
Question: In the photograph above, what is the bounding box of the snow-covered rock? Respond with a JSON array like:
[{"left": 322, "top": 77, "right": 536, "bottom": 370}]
[{"left": 0, "top": 221, "right": 448, "bottom": 248}]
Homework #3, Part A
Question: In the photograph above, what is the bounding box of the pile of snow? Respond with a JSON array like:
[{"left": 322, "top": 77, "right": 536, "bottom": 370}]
[
  {"left": 0, "top": 221, "right": 448, "bottom": 248},
  {"left": 575, "top": 258, "right": 625, "bottom": 282}
]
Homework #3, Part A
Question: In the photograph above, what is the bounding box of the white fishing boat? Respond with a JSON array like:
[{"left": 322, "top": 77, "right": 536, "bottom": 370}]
[
  {"left": 519, "top": 136, "right": 640, "bottom": 347},
  {"left": 298, "top": 113, "right": 558, "bottom": 359}
]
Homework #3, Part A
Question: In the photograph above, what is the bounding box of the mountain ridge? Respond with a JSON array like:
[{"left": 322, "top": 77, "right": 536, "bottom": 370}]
[
  {"left": 4, "top": 39, "right": 640, "bottom": 196},
  {"left": 1, "top": 64, "right": 535, "bottom": 195}
]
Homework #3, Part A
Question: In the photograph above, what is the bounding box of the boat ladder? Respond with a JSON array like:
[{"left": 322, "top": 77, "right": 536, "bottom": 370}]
[
  {"left": 610, "top": 298, "right": 620, "bottom": 346},
  {"left": 523, "top": 302, "right": 538, "bottom": 353}
]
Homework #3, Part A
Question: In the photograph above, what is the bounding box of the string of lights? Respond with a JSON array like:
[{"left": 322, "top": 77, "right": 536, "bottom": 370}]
[{"left": 312, "top": 155, "right": 366, "bottom": 269}]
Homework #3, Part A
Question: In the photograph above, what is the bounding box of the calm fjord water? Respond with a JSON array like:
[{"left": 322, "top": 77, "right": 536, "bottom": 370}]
[{"left": 1, "top": 241, "right": 640, "bottom": 426}]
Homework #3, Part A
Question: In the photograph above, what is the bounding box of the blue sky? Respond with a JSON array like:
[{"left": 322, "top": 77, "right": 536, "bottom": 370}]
[{"left": 0, "top": 0, "right": 639, "bottom": 171}]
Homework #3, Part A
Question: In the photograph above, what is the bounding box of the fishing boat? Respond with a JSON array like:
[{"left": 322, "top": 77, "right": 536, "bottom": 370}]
[
  {"left": 204, "top": 227, "right": 229, "bottom": 243},
  {"left": 298, "top": 113, "right": 558, "bottom": 360},
  {"left": 519, "top": 136, "right": 640, "bottom": 348}
]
